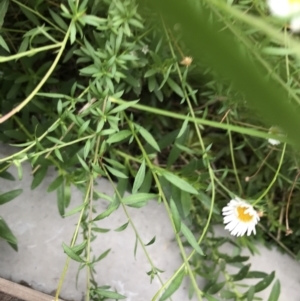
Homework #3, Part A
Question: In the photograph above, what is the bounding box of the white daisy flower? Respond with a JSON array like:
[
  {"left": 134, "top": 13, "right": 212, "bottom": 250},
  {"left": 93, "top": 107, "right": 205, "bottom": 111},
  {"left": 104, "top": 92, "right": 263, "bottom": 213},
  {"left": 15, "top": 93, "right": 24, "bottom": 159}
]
[
  {"left": 222, "top": 197, "right": 260, "bottom": 237},
  {"left": 267, "top": 126, "right": 283, "bottom": 146},
  {"left": 267, "top": 0, "right": 300, "bottom": 32}
]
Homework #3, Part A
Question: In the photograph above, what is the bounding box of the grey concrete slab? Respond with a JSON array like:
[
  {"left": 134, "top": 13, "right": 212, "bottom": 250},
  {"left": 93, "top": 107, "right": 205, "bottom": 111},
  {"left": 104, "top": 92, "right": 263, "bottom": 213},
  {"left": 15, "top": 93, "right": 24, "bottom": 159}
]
[
  {"left": 0, "top": 146, "right": 195, "bottom": 301},
  {"left": 0, "top": 145, "right": 299, "bottom": 301}
]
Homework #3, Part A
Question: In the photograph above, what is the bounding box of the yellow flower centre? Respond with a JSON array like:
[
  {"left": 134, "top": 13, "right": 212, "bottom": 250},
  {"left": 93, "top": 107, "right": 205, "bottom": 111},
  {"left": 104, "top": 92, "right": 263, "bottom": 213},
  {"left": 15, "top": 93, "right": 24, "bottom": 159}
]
[
  {"left": 236, "top": 206, "right": 253, "bottom": 222},
  {"left": 289, "top": 0, "right": 300, "bottom": 4}
]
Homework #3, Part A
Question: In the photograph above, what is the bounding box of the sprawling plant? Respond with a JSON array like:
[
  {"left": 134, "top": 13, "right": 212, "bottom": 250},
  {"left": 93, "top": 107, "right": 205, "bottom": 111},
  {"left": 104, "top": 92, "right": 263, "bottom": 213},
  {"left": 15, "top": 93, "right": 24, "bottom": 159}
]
[{"left": 0, "top": 0, "right": 299, "bottom": 300}]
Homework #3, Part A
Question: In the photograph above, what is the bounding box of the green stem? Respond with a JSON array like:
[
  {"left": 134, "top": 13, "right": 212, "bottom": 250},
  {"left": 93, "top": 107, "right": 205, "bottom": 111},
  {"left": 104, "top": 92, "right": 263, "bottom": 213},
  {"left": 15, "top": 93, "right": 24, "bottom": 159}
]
[
  {"left": 253, "top": 143, "right": 287, "bottom": 206},
  {"left": 110, "top": 97, "right": 283, "bottom": 141},
  {"left": 227, "top": 118, "right": 243, "bottom": 196}
]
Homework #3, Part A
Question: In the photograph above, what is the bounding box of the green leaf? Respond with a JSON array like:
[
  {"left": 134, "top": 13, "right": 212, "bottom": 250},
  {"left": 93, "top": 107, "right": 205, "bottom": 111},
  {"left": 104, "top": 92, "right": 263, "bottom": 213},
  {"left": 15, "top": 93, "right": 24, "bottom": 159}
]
[
  {"left": 20, "top": 6, "right": 40, "bottom": 26},
  {"left": 95, "top": 248, "right": 111, "bottom": 262},
  {"left": 137, "top": 125, "right": 160, "bottom": 152},
  {"left": 114, "top": 221, "right": 129, "bottom": 232},
  {"left": 62, "top": 243, "right": 84, "bottom": 262},
  {"left": 247, "top": 286, "right": 255, "bottom": 301},
  {"left": 49, "top": 9, "right": 68, "bottom": 30},
  {"left": 144, "top": 236, "right": 156, "bottom": 246},
  {"left": 64, "top": 181, "right": 71, "bottom": 208},
  {"left": 161, "top": 171, "right": 198, "bottom": 194},
  {"left": 224, "top": 255, "right": 249, "bottom": 263},
  {"left": 95, "top": 289, "right": 126, "bottom": 299},
  {"left": 0, "top": 217, "right": 17, "bottom": 251},
  {"left": 64, "top": 204, "right": 86, "bottom": 217},
  {"left": 72, "top": 240, "right": 87, "bottom": 255},
  {"left": 0, "top": 35, "right": 9, "bottom": 52},
  {"left": 47, "top": 175, "right": 64, "bottom": 192},
  {"left": 208, "top": 281, "right": 226, "bottom": 294},
  {"left": 109, "top": 100, "right": 139, "bottom": 114},
  {"left": 106, "top": 130, "right": 132, "bottom": 144},
  {"left": 159, "top": 269, "right": 185, "bottom": 301},
  {"left": 177, "top": 116, "right": 189, "bottom": 138},
  {"left": 180, "top": 190, "right": 191, "bottom": 217},
  {"left": 170, "top": 198, "right": 181, "bottom": 233},
  {"left": 122, "top": 193, "right": 157, "bottom": 206},
  {"left": 80, "top": 15, "right": 106, "bottom": 27},
  {"left": 0, "top": 170, "right": 15, "bottom": 181},
  {"left": 57, "top": 182, "right": 65, "bottom": 217},
  {"left": 14, "top": 161, "right": 23, "bottom": 180},
  {"left": 268, "top": 280, "right": 280, "bottom": 301},
  {"left": 167, "top": 77, "right": 184, "bottom": 98},
  {"left": 232, "top": 264, "right": 251, "bottom": 281},
  {"left": 77, "top": 154, "right": 89, "bottom": 172},
  {"left": 91, "top": 227, "right": 110, "bottom": 233},
  {"left": 47, "top": 136, "right": 64, "bottom": 145},
  {"left": 54, "top": 148, "right": 64, "bottom": 162},
  {"left": 134, "top": 234, "right": 138, "bottom": 259},
  {"left": 220, "top": 290, "right": 236, "bottom": 299},
  {"left": 78, "top": 120, "right": 90, "bottom": 136},
  {"left": 0, "top": 189, "right": 22, "bottom": 205},
  {"left": 93, "top": 204, "right": 119, "bottom": 221},
  {"left": 0, "top": 0, "right": 9, "bottom": 28},
  {"left": 246, "top": 271, "right": 268, "bottom": 278},
  {"left": 70, "top": 21, "right": 76, "bottom": 44},
  {"left": 181, "top": 223, "right": 204, "bottom": 255},
  {"left": 105, "top": 164, "right": 128, "bottom": 179},
  {"left": 132, "top": 159, "right": 146, "bottom": 194},
  {"left": 204, "top": 294, "right": 219, "bottom": 301},
  {"left": 83, "top": 139, "right": 91, "bottom": 160},
  {"left": 254, "top": 271, "right": 275, "bottom": 293}
]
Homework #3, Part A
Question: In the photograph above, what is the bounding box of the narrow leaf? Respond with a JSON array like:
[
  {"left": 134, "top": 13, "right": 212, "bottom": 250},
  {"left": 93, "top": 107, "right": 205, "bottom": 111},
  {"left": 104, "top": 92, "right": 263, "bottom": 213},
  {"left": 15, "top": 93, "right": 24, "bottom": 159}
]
[
  {"left": 132, "top": 159, "right": 146, "bottom": 194},
  {"left": 0, "top": 189, "right": 22, "bottom": 205},
  {"left": 96, "top": 248, "right": 111, "bottom": 262},
  {"left": 47, "top": 175, "right": 64, "bottom": 192},
  {"left": 122, "top": 193, "right": 157, "bottom": 206},
  {"left": 137, "top": 125, "right": 160, "bottom": 152},
  {"left": 93, "top": 204, "right": 119, "bottom": 221},
  {"left": 105, "top": 164, "right": 128, "bottom": 179},
  {"left": 106, "top": 130, "right": 132, "bottom": 144},
  {"left": 62, "top": 243, "right": 84, "bottom": 262},
  {"left": 95, "top": 289, "right": 126, "bottom": 300},
  {"left": 254, "top": 271, "right": 275, "bottom": 293},
  {"left": 144, "top": 236, "right": 156, "bottom": 246},
  {"left": 0, "top": 218, "right": 17, "bottom": 251},
  {"left": 232, "top": 264, "right": 251, "bottom": 281},
  {"left": 170, "top": 198, "right": 181, "bottom": 233},
  {"left": 109, "top": 100, "right": 139, "bottom": 114},
  {"left": 247, "top": 286, "right": 255, "bottom": 301},
  {"left": 181, "top": 223, "right": 204, "bottom": 255},
  {"left": 159, "top": 270, "right": 185, "bottom": 301},
  {"left": 267, "top": 280, "right": 280, "bottom": 301},
  {"left": 161, "top": 171, "right": 198, "bottom": 194},
  {"left": 57, "top": 182, "right": 65, "bottom": 217},
  {"left": 114, "top": 221, "right": 129, "bottom": 232},
  {"left": 64, "top": 204, "right": 86, "bottom": 217}
]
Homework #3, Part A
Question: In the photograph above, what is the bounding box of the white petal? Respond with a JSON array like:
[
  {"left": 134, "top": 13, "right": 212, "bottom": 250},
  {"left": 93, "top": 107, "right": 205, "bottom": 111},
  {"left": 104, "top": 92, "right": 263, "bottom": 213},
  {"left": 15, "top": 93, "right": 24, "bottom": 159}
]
[
  {"left": 268, "top": 138, "right": 281, "bottom": 146},
  {"left": 290, "top": 16, "right": 300, "bottom": 32},
  {"left": 267, "top": 0, "right": 296, "bottom": 17},
  {"left": 224, "top": 215, "right": 235, "bottom": 223},
  {"left": 225, "top": 219, "right": 239, "bottom": 231}
]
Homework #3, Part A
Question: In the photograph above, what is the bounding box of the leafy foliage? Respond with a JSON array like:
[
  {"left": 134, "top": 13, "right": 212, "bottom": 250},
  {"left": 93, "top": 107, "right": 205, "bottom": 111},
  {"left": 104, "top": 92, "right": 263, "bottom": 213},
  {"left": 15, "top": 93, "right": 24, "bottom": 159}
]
[{"left": 0, "top": 0, "right": 299, "bottom": 300}]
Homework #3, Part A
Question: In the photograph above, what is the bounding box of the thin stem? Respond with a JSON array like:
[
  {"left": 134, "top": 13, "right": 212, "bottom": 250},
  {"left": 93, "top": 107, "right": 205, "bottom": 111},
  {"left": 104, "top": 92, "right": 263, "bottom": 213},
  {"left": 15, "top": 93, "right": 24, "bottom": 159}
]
[
  {"left": 0, "top": 22, "right": 70, "bottom": 123},
  {"left": 55, "top": 182, "right": 91, "bottom": 300},
  {"left": 109, "top": 97, "right": 283, "bottom": 141},
  {"left": 253, "top": 143, "right": 287, "bottom": 206},
  {"left": 227, "top": 118, "right": 243, "bottom": 195}
]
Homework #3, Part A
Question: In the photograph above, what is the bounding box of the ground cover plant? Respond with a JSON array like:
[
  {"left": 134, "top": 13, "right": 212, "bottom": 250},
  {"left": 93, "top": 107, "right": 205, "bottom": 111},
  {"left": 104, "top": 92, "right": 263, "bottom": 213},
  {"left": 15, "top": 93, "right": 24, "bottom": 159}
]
[{"left": 0, "top": 0, "right": 300, "bottom": 300}]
